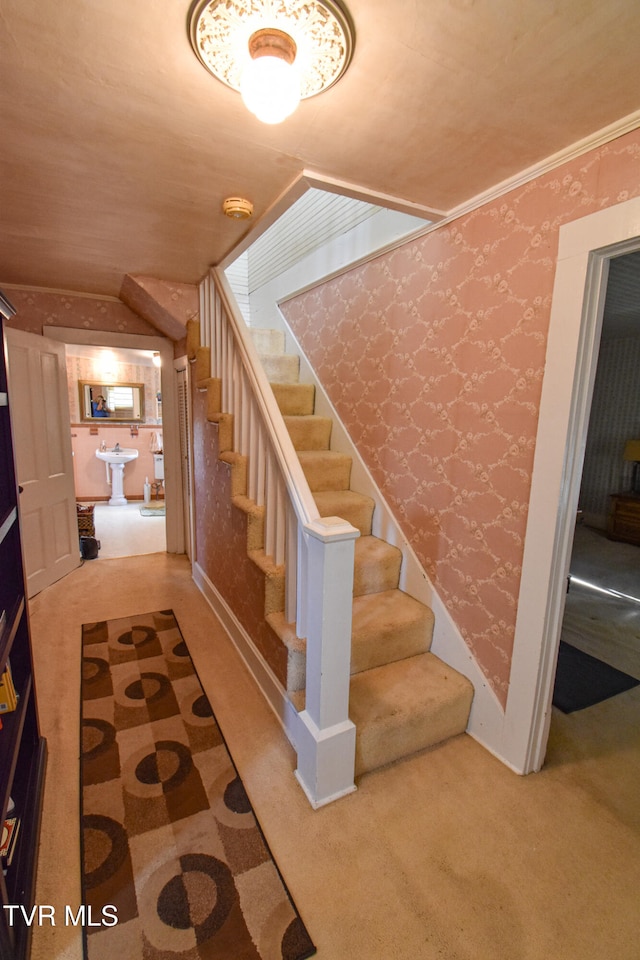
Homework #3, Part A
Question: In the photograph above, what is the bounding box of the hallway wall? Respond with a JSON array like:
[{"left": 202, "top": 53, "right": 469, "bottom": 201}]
[
  {"left": 2, "top": 289, "right": 189, "bottom": 555},
  {"left": 4, "top": 288, "right": 158, "bottom": 337},
  {"left": 281, "top": 127, "right": 640, "bottom": 706},
  {"left": 190, "top": 385, "right": 286, "bottom": 682}
]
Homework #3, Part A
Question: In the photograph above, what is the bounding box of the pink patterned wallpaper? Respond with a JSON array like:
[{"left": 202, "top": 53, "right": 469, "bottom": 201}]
[
  {"left": 191, "top": 386, "right": 287, "bottom": 684},
  {"left": 120, "top": 275, "right": 199, "bottom": 342},
  {"left": 5, "top": 289, "right": 159, "bottom": 337},
  {"left": 281, "top": 128, "right": 640, "bottom": 706}
]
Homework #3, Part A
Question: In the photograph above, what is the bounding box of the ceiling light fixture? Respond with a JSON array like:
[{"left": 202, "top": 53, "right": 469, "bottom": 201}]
[{"left": 188, "top": 0, "right": 355, "bottom": 125}]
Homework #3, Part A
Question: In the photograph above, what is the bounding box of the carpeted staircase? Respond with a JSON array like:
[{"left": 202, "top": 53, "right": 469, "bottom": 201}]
[{"left": 250, "top": 329, "right": 473, "bottom": 777}]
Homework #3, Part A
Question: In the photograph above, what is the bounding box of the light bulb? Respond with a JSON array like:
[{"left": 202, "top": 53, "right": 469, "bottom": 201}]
[{"left": 241, "top": 55, "right": 300, "bottom": 124}]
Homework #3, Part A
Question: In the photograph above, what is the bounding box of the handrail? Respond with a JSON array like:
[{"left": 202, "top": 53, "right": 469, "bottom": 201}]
[{"left": 211, "top": 268, "right": 320, "bottom": 529}]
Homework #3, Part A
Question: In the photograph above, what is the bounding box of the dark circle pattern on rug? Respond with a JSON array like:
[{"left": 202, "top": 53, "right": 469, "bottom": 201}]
[
  {"left": 83, "top": 814, "right": 129, "bottom": 889},
  {"left": 223, "top": 774, "right": 252, "bottom": 815},
  {"left": 82, "top": 656, "right": 110, "bottom": 684},
  {"left": 156, "top": 853, "right": 237, "bottom": 942},
  {"left": 192, "top": 693, "right": 214, "bottom": 719},
  {"left": 83, "top": 620, "right": 107, "bottom": 640},
  {"left": 282, "top": 917, "right": 315, "bottom": 960},
  {"left": 124, "top": 672, "right": 172, "bottom": 703},
  {"left": 135, "top": 740, "right": 193, "bottom": 791},
  {"left": 116, "top": 625, "right": 157, "bottom": 648},
  {"left": 82, "top": 718, "right": 116, "bottom": 761},
  {"left": 172, "top": 639, "right": 189, "bottom": 658}
]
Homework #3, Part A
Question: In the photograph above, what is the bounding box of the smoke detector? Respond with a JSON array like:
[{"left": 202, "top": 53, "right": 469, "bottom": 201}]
[{"left": 222, "top": 197, "right": 254, "bottom": 220}]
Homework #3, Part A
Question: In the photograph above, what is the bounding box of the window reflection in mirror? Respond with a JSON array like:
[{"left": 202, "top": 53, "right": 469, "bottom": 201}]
[{"left": 79, "top": 382, "right": 145, "bottom": 422}]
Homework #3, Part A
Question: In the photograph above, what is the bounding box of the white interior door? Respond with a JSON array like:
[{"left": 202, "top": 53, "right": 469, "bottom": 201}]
[{"left": 5, "top": 327, "right": 80, "bottom": 597}]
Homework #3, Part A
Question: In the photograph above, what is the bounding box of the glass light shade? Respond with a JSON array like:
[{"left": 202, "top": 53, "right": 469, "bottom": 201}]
[{"left": 240, "top": 56, "right": 301, "bottom": 124}]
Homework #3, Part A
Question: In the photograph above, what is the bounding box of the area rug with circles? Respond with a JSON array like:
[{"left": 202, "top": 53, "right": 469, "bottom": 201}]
[{"left": 80, "top": 610, "right": 315, "bottom": 960}]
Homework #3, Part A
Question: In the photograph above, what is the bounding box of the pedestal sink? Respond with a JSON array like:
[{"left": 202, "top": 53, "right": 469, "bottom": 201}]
[{"left": 96, "top": 448, "right": 139, "bottom": 505}]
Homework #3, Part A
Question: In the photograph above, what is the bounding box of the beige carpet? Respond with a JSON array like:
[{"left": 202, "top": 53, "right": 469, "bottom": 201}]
[{"left": 28, "top": 553, "right": 640, "bottom": 960}]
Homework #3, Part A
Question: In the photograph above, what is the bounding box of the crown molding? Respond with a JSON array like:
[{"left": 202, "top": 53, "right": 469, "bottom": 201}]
[
  {"left": 444, "top": 110, "right": 640, "bottom": 224},
  {"left": 0, "top": 282, "right": 120, "bottom": 302}
]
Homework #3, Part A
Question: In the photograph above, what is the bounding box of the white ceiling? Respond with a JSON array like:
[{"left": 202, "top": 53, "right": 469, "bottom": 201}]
[
  {"left": 1, "top": 0, "right": 640, "bottom": 299},
  {"left": 239, "top": 188, "right": 427, "bottom": 292}
]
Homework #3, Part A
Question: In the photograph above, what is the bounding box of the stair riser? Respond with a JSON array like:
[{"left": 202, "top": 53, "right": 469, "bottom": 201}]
[
  {"left": 271, "top": 383, "right": 315, "bottom": 416},
  {"left": 299, "top": 453, "right": 352, "bottom": 492},
  {"left": 349, "top": 653, "right": 474, "bottom": 777},
  {"left": 355, "top": 692, "right": 473, "bottom": 777},
  {"left": 350, "top": 615, "right": 432, "bottom": 674},
  {"left": 352, "top": 565, "right": 399, "bottom": 597},
  {"left": 261, "top": 354, "right": 300, "bottom": 384},
  {"left": 285, "top": 416, "right": 332, "bottom": 451},
  {"left": 313, "top": 492, "right": 374, "bottom": 536},
  {"left": 250, "top": 329, "right": 286, "bottom": 354}
]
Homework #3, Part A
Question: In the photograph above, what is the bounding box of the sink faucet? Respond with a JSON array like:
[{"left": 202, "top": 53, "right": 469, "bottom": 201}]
[{"left": 113, "top": 442, "right": 121, "bottom": 452}]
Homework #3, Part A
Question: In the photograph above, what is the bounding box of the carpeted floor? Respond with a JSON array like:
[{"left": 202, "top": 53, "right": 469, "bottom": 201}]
[
  {"left": 28, "top": 553, "right": 640, "bottom": 960},
  {"left": 81, "top": 609, "right": 315, "bottom": 960}
]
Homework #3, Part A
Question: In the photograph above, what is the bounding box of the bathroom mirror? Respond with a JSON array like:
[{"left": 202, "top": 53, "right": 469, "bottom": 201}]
[{"left": 79, "top": 381, "right": 145, "bottom": 422}]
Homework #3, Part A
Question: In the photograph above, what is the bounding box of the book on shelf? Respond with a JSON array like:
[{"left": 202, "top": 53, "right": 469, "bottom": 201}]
[
  {"left": 0, "top": 663, "right": 17, "bottom": 713},
  {"left": 1, "top": 815, "right": 20, "bottom": 867}
]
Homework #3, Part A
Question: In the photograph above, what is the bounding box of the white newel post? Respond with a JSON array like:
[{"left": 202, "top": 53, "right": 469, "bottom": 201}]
[{"left": 295, "top": 517, "right": 359, "bottom": 808}]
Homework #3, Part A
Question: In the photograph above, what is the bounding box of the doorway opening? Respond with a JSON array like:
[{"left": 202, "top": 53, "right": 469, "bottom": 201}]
[
  {"left": 556, "top": 248, "right": 640, "bottom": 709},
  {"left": 507, "top": 196, "right": 640, "bottom": 777},
  {"left": 45, "top": 324, "right": 185, "bottom": 560},
  {"left": 64, "top": 340, "right": 167, "bottom": 560}
]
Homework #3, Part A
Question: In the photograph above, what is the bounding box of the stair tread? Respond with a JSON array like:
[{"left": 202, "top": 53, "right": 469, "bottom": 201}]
[
  {"left": 350, "top": 652, "right": 474, "bottom": 776},
  {"left": 352, "top": 588, "right": 433, "bottom": 634},
  {"left": 284, "top": 414, "right": 331, "bottom": 424},
  {"left": 350, "top": 651, "right": 472, "bottom": 717},
  {"left": 298, "top": 449, "right": 351, "bottom": 463},
  {"left": 354, "top": 535, "right": 401, "bottom": 560}
]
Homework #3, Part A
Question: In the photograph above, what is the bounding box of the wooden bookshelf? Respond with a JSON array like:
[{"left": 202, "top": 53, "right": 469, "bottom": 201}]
[{"left": 0, "top": 297, "right": 47, "bottom": 960}]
